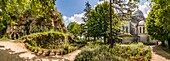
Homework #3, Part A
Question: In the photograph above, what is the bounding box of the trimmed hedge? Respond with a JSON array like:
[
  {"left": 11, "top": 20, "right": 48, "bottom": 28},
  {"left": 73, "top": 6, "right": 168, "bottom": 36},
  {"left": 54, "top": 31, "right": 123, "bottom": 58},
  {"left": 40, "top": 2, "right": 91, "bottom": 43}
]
[
  {"left": 75, "top": 43, "right": 151, "bottom": 61},
  {"left": 20, "top": 31, "right": 66, "bottom": 49},
  {"left": 21, "top": 31, "right": 86, "bottom": 56}
]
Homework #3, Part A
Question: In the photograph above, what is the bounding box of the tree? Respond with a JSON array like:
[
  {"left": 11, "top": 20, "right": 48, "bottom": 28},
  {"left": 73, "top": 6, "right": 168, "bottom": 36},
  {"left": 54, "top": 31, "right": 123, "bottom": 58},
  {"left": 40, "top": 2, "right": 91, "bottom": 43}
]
[
  {"left": 0, "top": 0, "right": 30, "bottom": 38},
  {"left": 83, "top": 1, "right": 91, "bottom": 22},
  {"left": 82, "top": 2, "right": 92, "bottom": 40},
  {"left": 67, "top": 22, "right": 81, "bottom": 37},
  {"left": 113, "top": 0, "right": 139, "bottom": 21},
  {"left": 146, "top": 0, "right": 170, "bottom": 49},
  {"left": 0, "top": 0, "right": 67, "bottom": 39},
  {"left": 86, "top": 2, "right": 121, "bottom": 42}
]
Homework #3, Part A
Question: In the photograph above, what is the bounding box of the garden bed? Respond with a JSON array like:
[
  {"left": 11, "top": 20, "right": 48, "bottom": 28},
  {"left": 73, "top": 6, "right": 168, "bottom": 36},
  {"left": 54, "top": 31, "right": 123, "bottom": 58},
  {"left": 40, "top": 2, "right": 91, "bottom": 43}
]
[
  {"left": 17, "top": 31, "right": 87, "bottom": 56},
  {"left": 75, "top": 42, "right": 151, "bottom": 61}
]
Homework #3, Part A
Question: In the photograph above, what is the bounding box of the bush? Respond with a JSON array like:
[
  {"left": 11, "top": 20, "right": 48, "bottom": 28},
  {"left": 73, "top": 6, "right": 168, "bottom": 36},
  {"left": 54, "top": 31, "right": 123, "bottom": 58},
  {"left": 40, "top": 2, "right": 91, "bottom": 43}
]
[
  {"left": 36, "top": 48, "right": 40, "bottom": 53},
  {"left": 45, "top": 50, "right": 51, "bottom": 56},
  {"left": 68, "top": 34, "right": 76, "bottom": 43},
  {"left": 54, "top": 50, "right": 57, "bottom": 55},
  {"left": 41, "top": 50, "right": 45, "bottom": 54},
  {"left": 75, "top": 43, "right": 151, "bottom": 61},
  {"left": 20, "top": 31, "right": 67, "bottom": 49}
]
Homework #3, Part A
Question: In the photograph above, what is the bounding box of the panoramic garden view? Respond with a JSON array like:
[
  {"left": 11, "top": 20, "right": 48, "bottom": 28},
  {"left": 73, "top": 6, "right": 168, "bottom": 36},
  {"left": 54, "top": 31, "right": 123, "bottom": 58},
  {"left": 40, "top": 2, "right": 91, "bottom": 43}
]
[{"left": 0, "top": 0, "right": 170, "bottom": 61}]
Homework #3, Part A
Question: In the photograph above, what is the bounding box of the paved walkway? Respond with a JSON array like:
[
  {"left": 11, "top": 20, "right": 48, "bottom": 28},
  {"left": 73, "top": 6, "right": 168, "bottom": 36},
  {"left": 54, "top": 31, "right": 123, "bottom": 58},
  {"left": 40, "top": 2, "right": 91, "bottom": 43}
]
[
  {"left": 151, "top": 46, "right": 170, "bottom": 61},
  {"left": 64, "top": 47, "right": 84, "bottom": 61},
  {"left": 2, "top": 41, "right": 170, "bottom": 61}
]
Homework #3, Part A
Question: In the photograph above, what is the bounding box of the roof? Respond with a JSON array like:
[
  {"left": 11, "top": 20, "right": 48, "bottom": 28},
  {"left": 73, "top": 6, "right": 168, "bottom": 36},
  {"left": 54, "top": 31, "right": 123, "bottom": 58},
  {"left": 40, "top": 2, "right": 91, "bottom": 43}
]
[
  {"left": 133, "top": 9, "right": 144, "bottom": 16},
  {"left": 138, "top": 21, "right": 145, "bottom": 26}
]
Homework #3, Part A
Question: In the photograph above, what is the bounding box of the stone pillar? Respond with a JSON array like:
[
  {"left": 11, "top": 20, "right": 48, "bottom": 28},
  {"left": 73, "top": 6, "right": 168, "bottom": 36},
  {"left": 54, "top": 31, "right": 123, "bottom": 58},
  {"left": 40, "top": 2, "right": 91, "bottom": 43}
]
[
  {"left": 128, "top": 22, "right": 131, "bottom": 33},
  {"left": 138, "top": 27, "right": 140, "bottom": 34}
]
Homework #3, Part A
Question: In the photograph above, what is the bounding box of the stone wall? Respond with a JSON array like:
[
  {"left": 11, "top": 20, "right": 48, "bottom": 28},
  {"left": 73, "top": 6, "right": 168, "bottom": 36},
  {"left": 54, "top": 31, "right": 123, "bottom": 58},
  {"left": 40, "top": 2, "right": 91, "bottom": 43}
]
[{"left": 119, "top": 35, "right": 139, "bottom": 43}]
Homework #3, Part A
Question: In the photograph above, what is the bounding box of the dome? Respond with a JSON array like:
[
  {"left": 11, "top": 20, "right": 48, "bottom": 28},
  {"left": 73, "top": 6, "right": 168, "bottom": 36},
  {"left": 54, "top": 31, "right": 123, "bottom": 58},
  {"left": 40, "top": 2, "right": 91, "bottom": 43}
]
[
  {"left": 133, "top": 9, "right": 144, "bottom": 16},
  {"left": 138, "top": 21, "right": 145, "bottom": 26}
]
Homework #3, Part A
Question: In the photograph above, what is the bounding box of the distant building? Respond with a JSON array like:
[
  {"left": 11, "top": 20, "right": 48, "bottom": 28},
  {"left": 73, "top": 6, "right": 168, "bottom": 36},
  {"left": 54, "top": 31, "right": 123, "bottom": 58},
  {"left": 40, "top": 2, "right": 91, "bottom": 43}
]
[{"left": 119, "top": 9, "right": 150, "bottom": 43}]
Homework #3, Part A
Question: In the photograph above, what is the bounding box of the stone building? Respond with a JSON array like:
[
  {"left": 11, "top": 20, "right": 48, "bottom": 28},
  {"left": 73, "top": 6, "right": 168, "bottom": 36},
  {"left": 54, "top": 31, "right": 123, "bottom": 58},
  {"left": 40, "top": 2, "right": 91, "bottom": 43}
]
[{"left": 119, "top": 9, "right": 150, "bottom": 43}]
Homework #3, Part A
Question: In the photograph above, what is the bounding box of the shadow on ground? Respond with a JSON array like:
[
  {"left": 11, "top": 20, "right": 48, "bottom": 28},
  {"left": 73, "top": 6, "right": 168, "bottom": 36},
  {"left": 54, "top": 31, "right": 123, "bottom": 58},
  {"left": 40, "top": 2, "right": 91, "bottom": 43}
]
[
  {"left": 152, "top": 45, "right": 170, "bottom": 59},
  {"left": 0, "top": 49, "right": 69, "bottom": 61}
]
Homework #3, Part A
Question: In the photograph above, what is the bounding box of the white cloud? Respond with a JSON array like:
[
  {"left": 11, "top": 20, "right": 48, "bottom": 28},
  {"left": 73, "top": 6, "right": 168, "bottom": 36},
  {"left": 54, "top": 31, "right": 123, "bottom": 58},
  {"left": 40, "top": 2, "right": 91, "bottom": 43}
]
[
  {"left": 63, "top": 12, "right": 85, "bottom": 26},
  {"left": 68, "top": 12, "right": 85, "bottom": 24},
  {"left": 138, "top": 1, "right": 151, "bottom": 18},
  {"left": 62, "top": 16, "right": 70, "bottom": 26},
  {"left": 94, "top": 1, "right": 105, "bottom": 9},
  {"left": 63, "top": 16, "right": 67, "bottom": 20}
]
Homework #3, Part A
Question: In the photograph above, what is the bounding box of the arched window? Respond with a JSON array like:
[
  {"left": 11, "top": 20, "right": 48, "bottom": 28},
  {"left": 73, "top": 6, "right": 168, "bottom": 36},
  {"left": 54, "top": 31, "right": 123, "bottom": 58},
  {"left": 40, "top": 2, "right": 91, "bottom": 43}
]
[{"left": 143, "top": 27, "right": 145, "bottom": 33}]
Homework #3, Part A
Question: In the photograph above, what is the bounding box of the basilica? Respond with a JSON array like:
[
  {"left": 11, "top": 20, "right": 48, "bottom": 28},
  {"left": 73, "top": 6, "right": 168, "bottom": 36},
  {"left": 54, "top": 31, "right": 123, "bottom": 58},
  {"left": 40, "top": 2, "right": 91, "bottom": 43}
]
[{"left": 119, "top": 9, "right": 150, "bottom": 43}]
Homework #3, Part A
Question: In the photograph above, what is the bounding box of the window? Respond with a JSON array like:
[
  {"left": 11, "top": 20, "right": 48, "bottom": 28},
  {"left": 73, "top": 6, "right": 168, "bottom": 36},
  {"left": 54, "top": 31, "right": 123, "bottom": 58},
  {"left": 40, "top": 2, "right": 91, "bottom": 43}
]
[
  {"left": 140, "top": 27, "right": 141, "bottom": 33},
  {"left": 126, "top": 26, "right": 128, "bottom": 33},
  {"left": 143, "top": 27, "right": 145, "bottom": 33},
  {"left": 122, "top": 25, "right": 124, "bottom": 31}
]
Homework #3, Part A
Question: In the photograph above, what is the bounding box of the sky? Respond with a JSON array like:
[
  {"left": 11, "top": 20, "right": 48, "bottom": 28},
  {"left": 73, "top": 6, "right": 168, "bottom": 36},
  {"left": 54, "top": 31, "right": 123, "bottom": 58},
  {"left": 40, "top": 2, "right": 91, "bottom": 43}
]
[{"left": 55, "top": 0, "right": 151, "bottom": 26}]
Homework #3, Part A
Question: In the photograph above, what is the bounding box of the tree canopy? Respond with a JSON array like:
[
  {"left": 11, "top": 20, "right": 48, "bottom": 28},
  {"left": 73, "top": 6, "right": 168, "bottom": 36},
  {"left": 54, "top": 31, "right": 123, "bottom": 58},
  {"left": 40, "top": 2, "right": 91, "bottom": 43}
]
[
  {"left": 67, "top": 22, "right": 81, "bottom": 37},
  {"left": 146, "top": 0, "right": 170, "bottom": 48},
  {"left": 86, "top": 2, "right": 121, "bottom": 41},
  {"left": 0, "top": 0, "right": 67, "bottom": 38}
]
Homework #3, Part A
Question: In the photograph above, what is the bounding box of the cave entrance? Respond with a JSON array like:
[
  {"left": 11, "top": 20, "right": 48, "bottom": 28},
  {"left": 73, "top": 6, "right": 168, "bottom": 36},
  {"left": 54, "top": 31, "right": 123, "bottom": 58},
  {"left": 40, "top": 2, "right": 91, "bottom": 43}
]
[{"left": 11, "top": 33, "right": 19, "bottom": 40}]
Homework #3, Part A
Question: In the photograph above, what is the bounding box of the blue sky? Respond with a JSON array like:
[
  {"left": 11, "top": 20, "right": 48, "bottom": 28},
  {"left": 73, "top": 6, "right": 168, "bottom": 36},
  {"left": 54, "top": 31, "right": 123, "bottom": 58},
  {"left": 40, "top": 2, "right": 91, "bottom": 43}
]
[
  {"left": 56, "top": 0, "right": 99, "bottom": 17},
  {"left": 55, "top": 0, "right": 151, "bottom": 26}
]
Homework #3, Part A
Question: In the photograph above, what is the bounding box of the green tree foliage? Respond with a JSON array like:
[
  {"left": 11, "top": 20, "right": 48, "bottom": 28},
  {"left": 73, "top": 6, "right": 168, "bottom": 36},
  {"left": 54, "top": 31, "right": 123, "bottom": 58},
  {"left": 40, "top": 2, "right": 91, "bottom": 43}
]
[
  {"left": 146, "top": 0, "right": 170, "bottom": 49},
  {"left": 83, "top": 1, "right": 91, "bottom": 22},
  {"left": 0, "top": 0, "right": 30, "bottom": 37},
  {"left": 67, "top": 22, "right": 81, "bottom": 37},
  {"left": 114, "top": 0, "right": 139, "bottom": 21},
  {"left": 86, "top": 2, "right": 121, "bottom": 41},
  {"left": 0, "top": 0, "right": 66, "bottom": 38}
]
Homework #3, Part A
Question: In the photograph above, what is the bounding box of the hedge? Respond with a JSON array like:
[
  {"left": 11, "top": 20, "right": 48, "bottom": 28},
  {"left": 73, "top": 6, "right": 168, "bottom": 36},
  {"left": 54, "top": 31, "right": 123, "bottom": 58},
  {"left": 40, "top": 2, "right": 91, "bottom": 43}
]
[{"left": 19, "top": 31, "right": 66, "bottom": 49}]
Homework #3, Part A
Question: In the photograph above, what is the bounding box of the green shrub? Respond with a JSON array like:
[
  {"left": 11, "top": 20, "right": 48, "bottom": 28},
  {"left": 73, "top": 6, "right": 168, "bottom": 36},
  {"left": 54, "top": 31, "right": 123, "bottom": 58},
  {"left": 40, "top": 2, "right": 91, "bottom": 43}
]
[
  {"left": 68, "top": 34, "right": 76, "bottom": 43},
  {"left": 31, "top": 47, "right": 35, "bottom": 52},
  {"left": 75, "top": 43, "right": 151, "bottom": 61},
  {"left": 45, "top": 50, "right": 51, "bottom": 56},
  {"left": 41, "top": 50, "right": 45, "bottom": 54},
  {"left": 36, "top": 48, "right": 40, "bottom": 53},
  {"left": 59, "top": 49, "right": 64, "bottom": 55},
  {"left": 54, "top": 50, "right": 57, "bottom": 55},
  {"left": 20, "top": 31, "right": 67, "bottom": 49}
]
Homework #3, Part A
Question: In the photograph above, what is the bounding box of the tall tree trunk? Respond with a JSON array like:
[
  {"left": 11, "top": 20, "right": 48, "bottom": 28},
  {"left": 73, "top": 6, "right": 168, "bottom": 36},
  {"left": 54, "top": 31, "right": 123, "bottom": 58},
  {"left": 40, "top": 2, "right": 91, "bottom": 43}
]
[
  {"left": 94, "top": 37, "right": 96, "bottom": 41},
  {"left": 161, "top": 41, "right": 166, "bottom": 47},
  {"left": 104, "top": 35, "right": 106, "bottom": 43}
]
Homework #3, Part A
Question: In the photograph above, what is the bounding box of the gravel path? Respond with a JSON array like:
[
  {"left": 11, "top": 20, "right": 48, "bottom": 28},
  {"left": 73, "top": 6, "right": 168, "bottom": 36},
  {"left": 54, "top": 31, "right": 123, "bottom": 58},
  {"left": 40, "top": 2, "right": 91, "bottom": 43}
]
[
  {"left": 0, "top": 41, "right": 67, "bottom": 61},
  {"left": 0, "top": 41, "right": 36, "bottom": 59},
  {"left": 64, "top": 47, "right": 84, "bottom": 61},
  {"left": 151, "top": 46, "right": 170, "bottom": 61}
]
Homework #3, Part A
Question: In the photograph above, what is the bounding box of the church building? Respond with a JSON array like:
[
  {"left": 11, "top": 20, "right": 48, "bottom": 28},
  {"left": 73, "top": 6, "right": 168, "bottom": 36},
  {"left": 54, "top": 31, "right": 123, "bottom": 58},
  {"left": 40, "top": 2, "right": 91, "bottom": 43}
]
[{"left": 119, "top": 9, "right": 150, "bottom": 43}]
